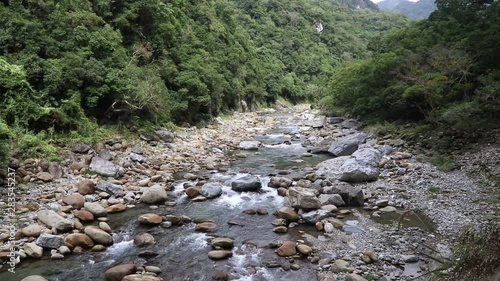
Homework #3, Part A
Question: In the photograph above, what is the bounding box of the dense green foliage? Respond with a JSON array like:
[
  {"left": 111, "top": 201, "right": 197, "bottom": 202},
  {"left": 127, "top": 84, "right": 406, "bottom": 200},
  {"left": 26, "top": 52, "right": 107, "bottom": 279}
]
[
  {"left": 0, "top": 0, "right": 408, "bottom": 162},
  {"left": 322, "top": 0, "right": 500, "bottom": 130},
  {"left": 378, "top": 0, "right": 436, "bottom": 19}
]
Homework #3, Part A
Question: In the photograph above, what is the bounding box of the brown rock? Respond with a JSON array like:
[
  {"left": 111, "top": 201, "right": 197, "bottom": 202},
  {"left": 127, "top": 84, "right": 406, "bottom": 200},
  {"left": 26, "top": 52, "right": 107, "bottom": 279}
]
[
  {"left": 37, "top": 172, "right": 53, "bottom": 182},
  {"left": 106, "top": 204, "right": 127, "bottom": 213},
  {"left": 64, "top": 233, "right": 94, "bottom": 249},
  {"left": 276, "top": 207, "right": 299, "bottom": 222},
  {"left": 121, "top": 275, "right": 162, "bottom": 281},
  {"left": 104, "top": 264, "right": 136, "bottom": 281},
  {"left": 276, "top": 241, "right": 296, "bottom": 257},
  {"left": 78, "top": 179, "right": 95, "bottom": 195},
  {"left": 138, "top": 213, "right": 163, "bottom": 225},
  {"left": 75, "top": 210, "right": 95, "bottom": 222},
  {"left": 185, "top": 187, "right": 200, "bottom": 198},
  {"left": 297, "top": 244, "right": 312, "bottom": 256},
  {"left": 208, "top": 250, "right": 233, "bottom": 260},
  {"left": 134, "top": 233, "right": 156, "bottom": 247},
  {"left": 63, "top": 193, "right": 85, "bottom": 209},
  {"left": 195, "top": 222, "right": 217, "bottom": 232}
]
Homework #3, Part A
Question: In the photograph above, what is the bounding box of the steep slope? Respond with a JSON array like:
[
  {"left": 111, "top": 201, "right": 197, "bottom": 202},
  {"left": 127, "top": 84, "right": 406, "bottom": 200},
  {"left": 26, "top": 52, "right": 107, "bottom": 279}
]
[{"left": 377, "top": 0, "right": 437, "bottom": 19}]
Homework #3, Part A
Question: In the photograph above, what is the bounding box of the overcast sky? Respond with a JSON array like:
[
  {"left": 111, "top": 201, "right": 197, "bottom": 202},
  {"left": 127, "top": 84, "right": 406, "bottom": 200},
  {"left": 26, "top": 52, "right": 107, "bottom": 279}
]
[{"left": 371, "top": 0, "right": 419, "bottom": 3}]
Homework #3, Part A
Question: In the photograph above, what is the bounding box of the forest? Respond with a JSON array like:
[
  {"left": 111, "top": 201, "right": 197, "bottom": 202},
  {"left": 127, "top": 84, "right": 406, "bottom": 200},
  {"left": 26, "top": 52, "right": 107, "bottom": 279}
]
[{"left": 0, "top": 0, "right": 408, "bottom": 162}]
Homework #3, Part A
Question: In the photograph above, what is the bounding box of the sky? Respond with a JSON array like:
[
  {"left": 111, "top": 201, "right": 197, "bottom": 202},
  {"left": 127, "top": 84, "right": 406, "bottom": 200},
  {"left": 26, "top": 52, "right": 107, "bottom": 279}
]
[{"left": 371, "top": 0, "right": 419, "bottom": 3}]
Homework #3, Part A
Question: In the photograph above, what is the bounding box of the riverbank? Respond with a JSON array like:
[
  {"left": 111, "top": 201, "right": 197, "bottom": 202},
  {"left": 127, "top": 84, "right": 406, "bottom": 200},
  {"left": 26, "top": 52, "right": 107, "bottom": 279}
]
[{"left": 0, "top": 104, "right": 498, "bottom": 281}]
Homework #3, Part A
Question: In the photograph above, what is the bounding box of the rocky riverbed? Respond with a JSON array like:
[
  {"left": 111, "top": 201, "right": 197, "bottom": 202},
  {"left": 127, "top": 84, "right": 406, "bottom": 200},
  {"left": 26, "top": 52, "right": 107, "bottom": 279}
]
[{"left": 0, "top": 104, "right": 498, "bottom": 281}]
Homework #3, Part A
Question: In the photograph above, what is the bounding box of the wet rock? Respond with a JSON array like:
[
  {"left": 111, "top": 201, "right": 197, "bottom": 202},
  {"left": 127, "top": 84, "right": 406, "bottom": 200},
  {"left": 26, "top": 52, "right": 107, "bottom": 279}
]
[
  {"left": 91, "top": 245, "right": 106, "bottom": 252},
  {"left": 297, "top": 244, "right": 313, "bottom": 256},
  {"left": 134, "top": 233, "right": 156, "bottom": 247},
  {"left": 36, "top": 233, "right": 64, "bottom": 249},
  {"left": 276, "top": 207, "right": 299, "bottom": 222},
  {"left": 375, "top": 199, "right": 389, "bottom": 207},
  {"left": 51, "top": 252, "right": 64, "bottom": 259},
  {"left": 379, "top": 206, "right": 397, "bottom": 212},
  {"left": 195, "top": 222, "right": 217, "bottom": 232},
  {"left": 324, "top": 218, "right": 344, "bottom": 229},
  {"left": 105, "top": 264, "right": 136, "bottom": 281},
  {"left": 72, "top": 143, "right": 92, "bottom": 153},
  {"left": 37, "top": 172, "right": 53, "bottom": 182},
  {"left": 63, "top": 193, "right": 85, "bottom": 209},
  {"left": 21, "top": 276, "right": 49, "bottom": 281},
  {"left": 208, "top": 250, "right": 233, "bottom": 260},
  {"left": 155, "top": 128, "right": 175, "bottom": 142},
  {"left": 269, "top": 176, "right": 292, "bottom": 188},
  {"left": 78, "top": 179, "right": 95, "bottom": 195},
  {"left": 84, "top": 202, "right": 107, "bottom": 217},
  {"left": 138, "top": 213, "right": 163, "bottom": 225},
  {"left": 273, "top": 226, "right": 288, "bottom": 233},
  {"left": 211, "top": 237, "right": 234, "bottom": 249},
  {"left": 200, "top": 182, "right": 223, "bottom": 198},
  {"left": 212, "top": 271, "right": 230, "bottom": 281},
  {"left": 277, "top": 187, "right": 287, "bottom": 196},
  {"left": 238, "top": 140, "right": 261, "bottom": 150},
  {"left": 316, "top": 222, "right": 324, "bottom": 231},
  {"left": 75, "top": 210, "right": 95, "bottom": 222},
  {"left": 89, "top": 156, "right": 124, "bottom": 178},
  {"left": 99, "top": 222, "right": 112, "bottom": 233},
  {"left": 122, "top": 275, "right": 161, "bottom": 281},
  {"left": 318, "top": 194, "right": 346, "bottom": 207},
  {"left": 185, "top": 187, "right": 200, "bottom": 198},
  {"left": 346, "top": 273, "right": 368, "bottom": 281},
  {"left": 322, "top": 185, "right": 364, "bottom": 206},
  {"left": 141, "top": 185, "right": 168, "bottom": 204},
  {"left": 245, "top": 209, "right": 257, "bottom": 215},
  {"left": 328, "top": 133, "right": 367, "bottom": 156},
  {"left": 276, "top": 241, "right": 296, "bottom": 257},
  {"left": 64, "top": 233, "right": 94, "bottom": 249},
  {"left": 24, "top": 243, "right": 43, "bottom": 258},
  {"left": 272, "top": 218, "right": 288, "bottom": 226},
  {"left": 145, "top": 266, "right": 161, "bottom": 274},
  {"left": 22, "top": 224, "right": 42, "bottom": 237},
  {"left": 84, "top": 227, "right": 113, "bottom": 245},
  {"left": 106, "top": 203, "right": 127, "bottom": 213},
  {"left": 37, "top": 210, "right": 73, "bottom": 233},
  {"left": 96, "top": 180, "right": 125, "bottom": 197},
  {"left": 321, "top": 205, "right": 338, "bottom": 212},
  {"left": 287, "top": 186, "right": 321, "bottom": 209},
  {"left": 257, "top": 208, "right": 268, "bottom": 215},
  {"left": 301, "top": 210, "right": 334, "bottom": 224},
  {"left": 231, "top": 175, "right": 262, "bottom": 192}
]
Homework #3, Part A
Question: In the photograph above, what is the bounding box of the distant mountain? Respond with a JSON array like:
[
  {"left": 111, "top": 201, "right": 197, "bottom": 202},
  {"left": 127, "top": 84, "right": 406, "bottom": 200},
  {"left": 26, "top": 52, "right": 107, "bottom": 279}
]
[
  {"left": 377, "top": 0, "right": 436, "bottom": 19},
  {"left": 336, "top": 0, "right": 380, "bottom": 11}
]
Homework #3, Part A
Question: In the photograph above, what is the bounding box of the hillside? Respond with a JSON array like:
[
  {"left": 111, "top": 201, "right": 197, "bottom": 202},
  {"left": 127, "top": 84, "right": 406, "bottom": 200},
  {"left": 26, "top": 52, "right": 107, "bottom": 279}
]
[{"left": 378, "top": 0, "right": 436, "bottom": 19}]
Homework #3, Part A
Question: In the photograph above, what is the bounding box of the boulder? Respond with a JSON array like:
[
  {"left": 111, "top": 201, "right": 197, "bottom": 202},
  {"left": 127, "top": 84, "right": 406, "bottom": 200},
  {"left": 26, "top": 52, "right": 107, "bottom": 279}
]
[
  {"left": 211, "top": 237, "right": 234, "bottom": 249},
  {"left": 301, "top": 210, "right": 334, "bottom": 224},
  {"left": 322, "top": 185, "right": 364, "bottom": 206},
  {"left": 84, "top": 202, "right": 107, "bottom": 217},
  {"left": 200, "top": 182, "right": 223, "bottom": 199},
  {"left": 155, "top": 128, "right": 175, "bottom": 143},
  {"left": 238, "top": 141, "right": 261, "bottom": 150},
  {"left": 72, "top": 143, "right": 92, "bottom": 154},
  {"left": 89, "top": 156, "right": 124, "bottom": 178},
  {"left": 286, "top": 186, "right": 321, "bottom": 210},
  {"left": 269, "top": 176, "right": 293, "bottom": 188},
  {"left": 185, "top": 187, "right": 200, "bottom": 198},
  {"left": 107, "top": 203, "right": 127, "bottom": 213},
  {"left": 24, "top": 243, "right": 43, "bottom": 258},
  {"left": 138, "top": 213, "right": 163, "bottom": 225},
  {"left": 22, "top": 224, "right": 42, "bottom": 237},
  {"left": 105, "top": 264, "right": 136, "bottom": 281},
  {"left": 195, "top": 222, "right": 217, "bottom": 232},
  {"left": 78, "top": 179, "right": 95, "bottom": 195},
  {"left": 64, "top": 233, "right": 95, "bottom": 249},
  {"left": 297, "top": 244, "right": 313, "bottom": 256},
  {"left": 37, "top": 172, "right": 53, "bottom": 182},
  {"left": 208, "top": 250, "right": 233, "bottom": 260},
  {"left": 328, "top": 133, "right": 367, "bottom": 156},
  {"left": 338, "top": 146, "right": 381, "bottom": 183},
  {"left": 84, "top": 227, "right": 113, "bottom": 245},
  {"left": 75, "top": 210, "right": 95, "bottom": 222},
  {"left": 231, "top": 175, "right": 262, "bottom": 192},
  {"left": 315, "top": 157, "right": 349, "bottom": 181},
  {"left": 275, "top": 207, "right": 299, "bottom": 222},
  {"left": 276, "top": 241, "right": 296, "bottom": 257},
  {"left": 37, "top": 210, "right": 72, "bottom": 233},
  {"left": 141, "top": 185, "right": 168, "bottom": 204},
  {"left": 21, "top": 276, "right": 49, "bottom": 281},
  {"left": 48, "top": 161, "right": 63, "bottom": 179},
  {"left": 96, "top": 180, "right": 125, "bottom": 197},
  {"left": 318, "top": 194, "right": 346, "bottom": 207},
  {"left": 63, "top": 193, "right": 85, "bottom": 209},
  {"left": 134, "top": 233, "right": 155, "bottom": 247},
  {"left": 35, "top": 233, "right": 64, "bottom": 249}
]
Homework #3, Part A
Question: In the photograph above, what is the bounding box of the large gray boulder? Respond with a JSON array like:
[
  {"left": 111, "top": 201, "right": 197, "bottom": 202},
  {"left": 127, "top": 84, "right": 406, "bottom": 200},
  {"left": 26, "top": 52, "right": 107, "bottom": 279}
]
[
  {"left": 231, "top": 175, "right": 262, "bottom": 192},
  {"left": 287, "top": 186, "right": 321, "bottom": 210},
  {"left": 339, "top": 146, "right": 381, "bottom": 183},
  {"left": 84, "top": 202, "right": 108, "bottom": 217},
  {"left": 328, "top": 133, "right": 367, "bottom": 156},
  {"left": 200, "top": 182, "right": 223, "bottom": 198},
  {"left": 322, "top": 184, "right": 364, "bottom": 206},
  {"left": 155, "top": 128, "right": 175, "bottom": 142},
  {"left": 96, "top": 180, "right": 125, "bottom": 197},
  {"left": 318, "top": 194, "right": 346, "bottom": 207},
  {"left": 36, "top": 233, "right": 64, "bottom": 249},
  {"left": 238, "top": 141, "right": 261, "bottom": 150},
  {"left": 141, "top": 185, "right": 168, "bottom": 204},
  {"left": 89, "top": 156, "right": 124, "bottom": 178},
  {"left": 37, "top": 210, "right": 72, "bottom": 233},
  {"left": 301, "top": 209, "right": 334, "bottom": 224}
]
